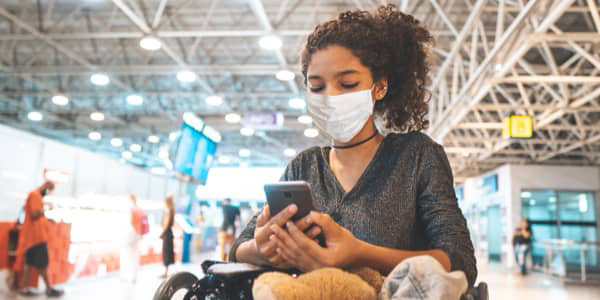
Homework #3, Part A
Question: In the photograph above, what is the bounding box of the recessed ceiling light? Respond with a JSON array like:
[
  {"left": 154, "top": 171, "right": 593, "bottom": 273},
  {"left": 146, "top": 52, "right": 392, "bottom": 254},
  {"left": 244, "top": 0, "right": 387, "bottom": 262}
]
[
  {"left": 205, "top": 95, "right": 223, "bottom": 106},
  {"left": 90, "top": 112, "right": 105, "bottom": 121},
  {"left": 276, "top": 70, "right": 295, "bottom": 81},
  {"left": 259, "top": 35, "right": 282, "bottom": 50},
  {"left": 139, "top": 36, "right": 162, "bottom": 51},
  {"left": 130, "top": 144, "right": 142, "bottom": 152},
  {"left": 239, "top": 149, "right": 251, "bottom": 157},
  {"left": 111, "top": 138, "right": 123, "bottom": 147},
  {"left": 225, "top": 113, "right": 241, "bottom": 123},
  {"left": 88, "top": 131, "right": 102, "bottom": 141},
  {"left": 90, "top": 73, "right": 110, "bottom": 86},
  {"left": 126, "top": 94, "right": 143, "bottom": 106},
  {"left": 218, "top": 156, "right": 232, "bottom": 164},
  {"left": 297, "top": 115, "right": 312, "bottom": 124},
  {"left": 147, "top": 135, "right": 160, "bottom": 143},
  {"left": 176, "top": 70, "right": 197, "bottom": 83},
  {"left": 51, "top": 94, "right": 69, "bottom": 106},
  {"left": 304, "top": 128, "right": 319, "bottom": 138},
  {"left": 284, "top": 148, "right": 297, "bottom": 157},
  {"left": 288, "top": 97, "right": 306, "bottom": 109},
  {"left": 240, "top": 127, "right": 255, "bottom": 136},
  {"left": 122, "top": 151, "right": 133, "bottom": 159},
  {"left": 27, "top": 111, "right": 43, "bottom": 121}
]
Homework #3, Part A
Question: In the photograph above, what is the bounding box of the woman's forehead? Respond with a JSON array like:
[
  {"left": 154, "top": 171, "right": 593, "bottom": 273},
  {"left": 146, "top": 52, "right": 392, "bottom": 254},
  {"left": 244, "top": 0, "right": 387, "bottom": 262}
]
[{"left": 307, "top": 45, "right": 368, "bottom": 77}]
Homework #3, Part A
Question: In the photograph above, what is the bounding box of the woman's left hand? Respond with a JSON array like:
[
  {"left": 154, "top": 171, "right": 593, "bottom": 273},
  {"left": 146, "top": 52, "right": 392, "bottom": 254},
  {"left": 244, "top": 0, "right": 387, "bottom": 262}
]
[{"left": 269, "top": 212, "right": 362, "bottom": 272}]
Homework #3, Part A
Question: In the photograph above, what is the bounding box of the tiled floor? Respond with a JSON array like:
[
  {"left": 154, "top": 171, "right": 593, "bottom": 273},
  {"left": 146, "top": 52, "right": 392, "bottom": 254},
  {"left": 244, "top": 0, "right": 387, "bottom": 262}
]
[{"left": 1, "top": 259, "right": 599, "bottom": 299}]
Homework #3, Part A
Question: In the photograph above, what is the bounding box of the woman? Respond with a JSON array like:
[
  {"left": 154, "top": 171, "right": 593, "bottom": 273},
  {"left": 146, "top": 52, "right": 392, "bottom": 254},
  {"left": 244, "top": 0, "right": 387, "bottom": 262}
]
[
  {"left": 512, "top": 220, "right": 533, "bottom": 275},
  {"left": 160, "top": 196, "right": 175, "bottom": 278},
  {"left": 230, "top": 4, "right": 477, "bottom": 286}
]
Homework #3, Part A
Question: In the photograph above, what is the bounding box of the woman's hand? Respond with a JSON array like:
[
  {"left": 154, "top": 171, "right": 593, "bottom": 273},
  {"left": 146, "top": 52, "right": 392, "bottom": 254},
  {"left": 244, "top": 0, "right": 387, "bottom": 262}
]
[
  {"left": 270, "top": 211, "right": 363, "bottom": 272},
  {"left": 253, "top": 205, "right": 322, "bottom": 269}
]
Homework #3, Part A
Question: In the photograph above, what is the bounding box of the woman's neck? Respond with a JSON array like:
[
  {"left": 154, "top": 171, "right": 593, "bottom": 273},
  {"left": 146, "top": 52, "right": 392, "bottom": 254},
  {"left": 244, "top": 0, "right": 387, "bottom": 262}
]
[{"left": 330, "top": 119, "right": 383, "bottom": 164}]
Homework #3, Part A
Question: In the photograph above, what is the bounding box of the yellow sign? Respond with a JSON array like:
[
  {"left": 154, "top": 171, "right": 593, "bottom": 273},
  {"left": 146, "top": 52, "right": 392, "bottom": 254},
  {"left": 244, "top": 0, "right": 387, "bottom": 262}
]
[{"left": 502, "top": 116, "right": 533, "bottom": 139}]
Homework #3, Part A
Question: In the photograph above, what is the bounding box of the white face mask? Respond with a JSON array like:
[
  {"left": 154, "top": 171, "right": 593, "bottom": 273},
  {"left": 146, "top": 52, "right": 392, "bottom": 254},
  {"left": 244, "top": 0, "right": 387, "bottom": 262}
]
[{"left": 306, "top": 87, "right": 374, "bottom": 143}]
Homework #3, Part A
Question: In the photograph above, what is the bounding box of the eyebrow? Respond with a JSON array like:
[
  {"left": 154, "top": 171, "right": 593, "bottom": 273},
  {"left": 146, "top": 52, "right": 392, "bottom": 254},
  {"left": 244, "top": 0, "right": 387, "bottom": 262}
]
[{"left": 307, "top": 69, "right": 360, "bottom": 81}]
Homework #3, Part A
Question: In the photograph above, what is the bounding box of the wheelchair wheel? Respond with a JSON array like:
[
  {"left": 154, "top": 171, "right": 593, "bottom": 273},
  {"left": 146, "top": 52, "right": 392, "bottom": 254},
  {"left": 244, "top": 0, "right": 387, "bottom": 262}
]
[{"left": 153, "top": 272, "right": 199, "bottom": 300}]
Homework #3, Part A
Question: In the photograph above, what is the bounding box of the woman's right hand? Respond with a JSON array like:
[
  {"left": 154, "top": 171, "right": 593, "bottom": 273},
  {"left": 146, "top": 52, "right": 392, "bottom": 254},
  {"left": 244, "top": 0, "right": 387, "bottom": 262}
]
[{"left": 253, "top": 204, "right": 322, "bottom": 269}]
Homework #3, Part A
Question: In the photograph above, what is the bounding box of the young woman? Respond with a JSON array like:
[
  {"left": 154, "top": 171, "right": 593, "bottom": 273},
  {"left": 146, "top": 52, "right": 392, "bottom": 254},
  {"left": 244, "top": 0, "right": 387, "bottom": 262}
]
[
  {"left": 230, "top": 4, "right": 477, "bottom": 286},
  {"left": 160, "top": 196, "right": 175, "bottom": 278}
]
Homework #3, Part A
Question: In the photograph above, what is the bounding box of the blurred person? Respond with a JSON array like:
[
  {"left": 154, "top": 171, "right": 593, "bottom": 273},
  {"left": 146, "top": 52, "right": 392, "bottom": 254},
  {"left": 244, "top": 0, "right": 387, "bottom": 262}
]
[
  {"left": 18, "top": 181, "right": 64, "bottom": 297},
  {"left": 513, "top": 219, "right": 533, "bottom": 275},
  {"left": 219, "top": 198, "right": 240, "bottom": 261},
  {"left": 231, "top": 4, "right": 477, "bottom": 287},
  {"left": 121, "top": 194, "right": 144, "bottom": 283},
  {"left": 160, "top": 196, "right": 175, "bottom": 278}
]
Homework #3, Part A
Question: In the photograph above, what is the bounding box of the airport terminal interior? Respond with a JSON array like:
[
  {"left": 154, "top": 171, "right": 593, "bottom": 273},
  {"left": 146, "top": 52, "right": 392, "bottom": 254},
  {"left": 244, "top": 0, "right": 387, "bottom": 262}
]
[{"left": 0, "top": 0, "right": 600, "bottom": 299}]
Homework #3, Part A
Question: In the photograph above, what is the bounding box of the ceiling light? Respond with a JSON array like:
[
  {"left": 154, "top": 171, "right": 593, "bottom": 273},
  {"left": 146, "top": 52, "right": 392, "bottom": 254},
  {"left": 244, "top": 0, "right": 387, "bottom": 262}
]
[
  {"left": 225, "top": 113, "right": 241, "bottom": 124},
  {"left": 259, "top": 35, "right": 282, "bottom": 50},
  {"left": 51, "top": 94, "right": 69, "bottom": 106},
  {"left": 126, "top": 94, "right": 143, "bottom": 106},
  {"left": 88, "top": 131, "right": 102, "bottom": 141},
  {"left": 90, "top": 73, "right": 110, "bottom": 86},
  {"left": 169, "top": 131, "right": 180, "bottom": 141},
  {"left": 147, "top": 135, "right": 160, "bottom": 143},
  {"left": 176, "top": 70, "right": 197, "bottom": 83},
  {"left": 297, "top": 115, "right": 312, "bottom": 124},
  {"left": 288, "top": 97, "right": 306, "bottom": 109},
  {"left": 218, "top": 156, "right": 232, "bottom": 164},
  {"left": 521, "top": 191, "right": 532, "bottom": 198},
  {"left": 27, "top": 111, "right": 43, "bottom": 121},
  {"left": 110, "top": 138, "right": 123, "bottom": 147},
  {"left": 205, "top": 95, "right": 223, "bottom": 106},
  {"left": 304, "top": 128, "right": 319, "bottom": 138},
  {"left": 139, "top": 36, "right": 162, "bottom": 51},
  {"left": 130, "top": 144, "right": 142, "bottom": 152},
  {"left": 284, "top": 148, "right": 297, "bottom": 157},
  {"left": 158, "top": 150, "right": 169, "bottom": 159},
  {"left": 90, "top": 112, "right": 105, "bottom": 121},
  {"left": 276, "top": 70, "right": 295, "bottom": 81},
  {"left": 240, "top": 127, "right": 255, "bottom": 136},
  {"left": 122, "top": 151, "right": 133, "bottom": 160},
  {"left": 239, "top": 149, "right": 251, "bottom": 157}
]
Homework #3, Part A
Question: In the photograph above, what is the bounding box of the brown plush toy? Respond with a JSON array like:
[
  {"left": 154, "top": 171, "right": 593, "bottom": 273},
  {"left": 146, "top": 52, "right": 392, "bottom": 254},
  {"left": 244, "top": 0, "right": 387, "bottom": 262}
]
[{"left": 252, "top": 267, "right": 385, "bottom": 300}]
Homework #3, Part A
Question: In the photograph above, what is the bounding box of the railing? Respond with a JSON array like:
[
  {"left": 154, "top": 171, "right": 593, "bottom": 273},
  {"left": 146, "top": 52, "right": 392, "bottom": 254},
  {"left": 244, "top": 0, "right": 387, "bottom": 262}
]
[{"left": 539, "top": 239, "right": 600, "bottom": 282}]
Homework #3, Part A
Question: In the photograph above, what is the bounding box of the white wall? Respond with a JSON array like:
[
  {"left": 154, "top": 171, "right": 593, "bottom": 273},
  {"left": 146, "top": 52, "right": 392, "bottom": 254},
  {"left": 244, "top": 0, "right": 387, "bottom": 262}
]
[
  {"left": 462, "top": 163, "right": 600, "bottom": 268},
  {"left": 0, "top": 124, "right": 183, "bottom": 221}
]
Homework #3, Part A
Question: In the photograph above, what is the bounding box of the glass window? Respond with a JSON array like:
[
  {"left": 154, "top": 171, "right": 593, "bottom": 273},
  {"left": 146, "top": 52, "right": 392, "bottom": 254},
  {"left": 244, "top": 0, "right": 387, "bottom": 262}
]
[
  {"left": 558, "top": 191, "right": 596, "bottom": 222},
  {"left": 521, "top": 190, "right": 558, "bottom": 221}
]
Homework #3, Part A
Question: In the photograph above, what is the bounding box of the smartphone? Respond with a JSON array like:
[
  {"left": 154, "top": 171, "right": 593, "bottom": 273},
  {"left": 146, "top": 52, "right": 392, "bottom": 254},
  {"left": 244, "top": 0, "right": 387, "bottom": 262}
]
[{"left": 263, "top": 181, "right": 326, "bottom": 246}]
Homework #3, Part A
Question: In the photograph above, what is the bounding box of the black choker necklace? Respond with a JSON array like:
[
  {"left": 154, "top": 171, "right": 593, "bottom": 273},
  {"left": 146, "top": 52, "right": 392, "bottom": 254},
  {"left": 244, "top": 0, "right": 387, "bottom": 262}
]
[{"left": 332, "top": 131, "right": 379, "bottom": 149}]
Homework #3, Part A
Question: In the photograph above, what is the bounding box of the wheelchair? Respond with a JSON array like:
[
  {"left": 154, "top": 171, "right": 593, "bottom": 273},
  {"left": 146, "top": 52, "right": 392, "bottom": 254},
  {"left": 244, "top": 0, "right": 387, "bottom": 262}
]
[{"left": 153, "top": 260, "right": 488, "bottom": 300}]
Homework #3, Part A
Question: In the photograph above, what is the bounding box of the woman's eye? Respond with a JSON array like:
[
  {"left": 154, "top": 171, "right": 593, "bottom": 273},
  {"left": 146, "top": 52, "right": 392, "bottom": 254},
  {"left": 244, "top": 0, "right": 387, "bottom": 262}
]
[
  {"left": 310, "top": 86, "right": 324, "bottom": 93},
  {"left": 341, "top": 82, "right": 359, "bottom": 89}
]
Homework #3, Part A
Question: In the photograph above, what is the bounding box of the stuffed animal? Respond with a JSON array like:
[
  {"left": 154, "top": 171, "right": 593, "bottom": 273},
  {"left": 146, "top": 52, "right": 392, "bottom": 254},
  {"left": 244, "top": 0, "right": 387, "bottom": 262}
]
[{"left": 252, "top": 267, "right": 384, "bottom": 300}]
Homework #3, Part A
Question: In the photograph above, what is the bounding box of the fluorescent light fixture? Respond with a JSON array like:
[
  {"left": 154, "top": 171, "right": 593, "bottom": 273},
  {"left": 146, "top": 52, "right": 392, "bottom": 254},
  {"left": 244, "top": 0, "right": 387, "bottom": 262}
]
[
  {"left": 225, "top": 113, "right": 241, "bottom": 123},
  {"left": 147, "top": 135, "right": 160, "bottom": 143},
  {"left": 284, "top": 148, "right": 297, "bottom": 157},
  {"left": 259, "top": 35, "right": 282, "bottom": 50},
  {"left": 548, "top": 197, "right": 556, "bottom": 203},
  {"left": 520, "top": 191, "right": 532, "bottom": 198},
  {"left": 51, "top": 94, "right": 69, "bottom": 106},
  {"left": 90, "top": 73, "right": 110, "bottom": 86},
  {"left": 288, "top": 97, "right": 306, "bottom": 109},
  {"left": 218, "top": 156, "right": 232, "bottom": 164},
  {"left": 27, "top": 111, "right": 43, "bottom": 121},
  {"left": 88, "top": 131, "right": 102, "bottom": 141},
  {"left": 139, "top": 36, "right": 162, "bottom": 51},
  {"left": 176, "top": 70, "right": 197, "bottom": 82},
  {"left": 110, "top": 138, "right": 123, "bottom": 147},
  {"left": 90, "top": 112, "right": 105, "bottom": 121},
  {"left": 129, "top": 144, "right": 142, "bottom": 152},
  {"left": 205, "top": 95, "right": 223, "bottom": 106},
  {"left": 240, "top": 127, "right": 255, "bottom": 136},
  {"left": 239, "top": 149, "right": 251, "bottom": 157},
  {"left": 276, "top": 70, "right": 295, "bottom": 81},
  {"left": 169, "top": 131, "right": 180, "bottom": 141},
  {"left": 122, "top": 151, "right": 133, "bottom": 159},
  {"left": 297, "top": 115, "right": 312, "bottom": 125},
  {"left": 126, "top": 94, "right": 143, "bottom": 105},
  {"left": 579, "top": 194, "right": 588, "bottom": 212},
  {"left": 304, "top": 128, "right": 319, "bottom": 138}
]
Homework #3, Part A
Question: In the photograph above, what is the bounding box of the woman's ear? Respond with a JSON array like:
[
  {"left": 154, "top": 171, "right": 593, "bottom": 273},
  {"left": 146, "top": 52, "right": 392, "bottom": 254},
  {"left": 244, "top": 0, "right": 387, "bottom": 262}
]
[{"left": 373, "top": 80, "right": 388, "bottom": 101}]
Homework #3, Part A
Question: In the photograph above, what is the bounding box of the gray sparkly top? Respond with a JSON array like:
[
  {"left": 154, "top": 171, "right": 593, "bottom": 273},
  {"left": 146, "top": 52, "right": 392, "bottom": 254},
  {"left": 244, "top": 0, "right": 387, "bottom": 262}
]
[{"left": 230, "top": 132, "right": 477, "bottom": 285}]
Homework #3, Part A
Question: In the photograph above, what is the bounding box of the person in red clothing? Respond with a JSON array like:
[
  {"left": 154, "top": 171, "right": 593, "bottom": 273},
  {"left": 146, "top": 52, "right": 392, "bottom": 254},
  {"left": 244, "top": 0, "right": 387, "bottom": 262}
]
[{"left": 18, "top": 181, "right": 63, "bottom": 297}]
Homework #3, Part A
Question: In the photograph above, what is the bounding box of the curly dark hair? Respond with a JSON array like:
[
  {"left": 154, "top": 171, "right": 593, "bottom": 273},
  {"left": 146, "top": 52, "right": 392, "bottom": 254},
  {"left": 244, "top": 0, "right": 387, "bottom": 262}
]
[{"left": 301, "top": 4, "right": 433, "bottom": 132}]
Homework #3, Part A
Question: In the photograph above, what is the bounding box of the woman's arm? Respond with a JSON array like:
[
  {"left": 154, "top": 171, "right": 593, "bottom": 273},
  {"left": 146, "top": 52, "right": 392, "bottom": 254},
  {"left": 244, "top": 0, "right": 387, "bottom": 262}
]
[{"left": 355, "top": 241, "right": 451, "bottom": 274}]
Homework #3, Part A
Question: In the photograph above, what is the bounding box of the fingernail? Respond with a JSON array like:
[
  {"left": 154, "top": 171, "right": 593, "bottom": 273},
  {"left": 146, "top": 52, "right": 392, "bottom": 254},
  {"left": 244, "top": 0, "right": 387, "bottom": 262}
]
[
  {"left": 286, "top": 221, "right": 293, "bottom": 228},
  {"left": 270, "top": 234, "right": 275, "bottom": 240},
  {"left": 305, "top": 216, "right": 311, "bottom": 224},
  {"left": 288, "top": 204, "right": 297, "bottom": 212}
]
